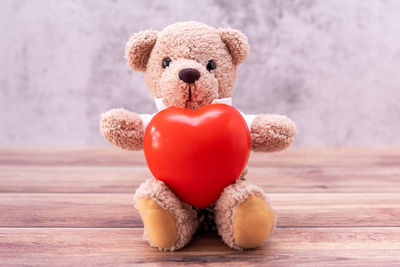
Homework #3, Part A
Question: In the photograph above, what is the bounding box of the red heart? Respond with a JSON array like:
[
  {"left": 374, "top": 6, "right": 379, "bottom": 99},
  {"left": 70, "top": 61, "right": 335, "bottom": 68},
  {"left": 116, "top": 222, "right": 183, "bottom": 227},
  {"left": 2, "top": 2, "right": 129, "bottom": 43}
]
[{"left": 143, "top": 104, "right": 251, "bottom": 208}]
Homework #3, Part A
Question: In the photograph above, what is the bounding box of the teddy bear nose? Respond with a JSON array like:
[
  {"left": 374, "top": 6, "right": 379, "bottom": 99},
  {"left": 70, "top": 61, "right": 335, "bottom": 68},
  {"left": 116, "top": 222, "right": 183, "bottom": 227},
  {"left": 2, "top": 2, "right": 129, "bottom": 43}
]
[{"left": 178, "top": 68, "right": 201, "bottom": 84}]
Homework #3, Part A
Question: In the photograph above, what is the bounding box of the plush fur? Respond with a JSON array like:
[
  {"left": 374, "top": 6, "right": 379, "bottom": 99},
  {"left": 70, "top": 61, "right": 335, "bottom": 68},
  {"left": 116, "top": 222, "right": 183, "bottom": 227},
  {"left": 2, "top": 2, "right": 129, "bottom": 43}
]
[
  {"left": 251, "top": 114, "right": 296, "bottom": 152},
  {"left": 214, "top": 179, "right": 276, "bottom": 250},
  {"left": 142, "top": 22, "right": 240, "bottom": 109},
  {"left": 134, "top": 179, "right": 198, "bottom": 251},
  {"left": 218, "top": 28, "right": 249, "bottom": 66},
  {"left": 126, "top": 30, "right": 158, "bottom": 72},
  {"left": 100, "top": 108, "right": 144, "bottom": 150},
  {"left": 100, "top": 21, "right": 296, "bottom": 251}
]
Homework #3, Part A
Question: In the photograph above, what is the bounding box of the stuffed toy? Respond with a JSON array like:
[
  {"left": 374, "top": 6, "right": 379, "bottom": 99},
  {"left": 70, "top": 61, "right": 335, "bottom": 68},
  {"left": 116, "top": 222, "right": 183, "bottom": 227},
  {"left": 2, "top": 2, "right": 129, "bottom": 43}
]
[{"left": 100, "top": 21, "right": 296, "bottom": 251}]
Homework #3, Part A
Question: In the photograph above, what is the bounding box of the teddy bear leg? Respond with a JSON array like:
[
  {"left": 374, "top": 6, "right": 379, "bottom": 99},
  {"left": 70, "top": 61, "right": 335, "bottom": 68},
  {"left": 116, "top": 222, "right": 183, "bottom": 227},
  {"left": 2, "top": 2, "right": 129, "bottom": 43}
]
[
  {"left": 134, "top": 179, "right": 199, "bottom": 251},
  {"left": 214, "top": 179, "right": 275, "bottom": 250}
]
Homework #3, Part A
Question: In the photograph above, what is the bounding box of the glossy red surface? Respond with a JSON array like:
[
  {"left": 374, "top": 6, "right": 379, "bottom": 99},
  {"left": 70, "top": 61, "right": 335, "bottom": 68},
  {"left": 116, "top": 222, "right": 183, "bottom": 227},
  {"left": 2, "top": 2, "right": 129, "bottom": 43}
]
[{"left": 143, "top": 104, "right": 251, "bottom": 208}]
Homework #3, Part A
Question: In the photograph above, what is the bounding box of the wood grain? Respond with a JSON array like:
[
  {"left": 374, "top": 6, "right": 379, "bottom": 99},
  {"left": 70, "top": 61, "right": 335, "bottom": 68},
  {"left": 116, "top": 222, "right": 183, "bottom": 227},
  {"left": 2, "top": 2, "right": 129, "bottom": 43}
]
[
  {"left": 0, "top": 147, "right": 399, "bottom": 265},
  {"left": 1, "top": 147, "right": 400, "bottom": 167},
  {"left": 1, "top": 166, "right": 399, "bottom": 193},
  {"left": 0, "top": 193, "right": 399, "bottom": 228},
  {"left": 0, "top": 228, "right": 399, "bottom": 266}
]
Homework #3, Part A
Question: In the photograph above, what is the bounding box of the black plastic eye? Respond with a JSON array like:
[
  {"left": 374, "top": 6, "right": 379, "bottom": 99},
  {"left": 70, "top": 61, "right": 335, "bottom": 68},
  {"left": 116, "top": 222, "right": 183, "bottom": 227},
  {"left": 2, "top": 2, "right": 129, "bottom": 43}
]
[
  {"left": 206, "top": 60, "right": 216, "bottom": 71},
  {"left": 162, "top": 57, "right": 172, "bottom": 68}
]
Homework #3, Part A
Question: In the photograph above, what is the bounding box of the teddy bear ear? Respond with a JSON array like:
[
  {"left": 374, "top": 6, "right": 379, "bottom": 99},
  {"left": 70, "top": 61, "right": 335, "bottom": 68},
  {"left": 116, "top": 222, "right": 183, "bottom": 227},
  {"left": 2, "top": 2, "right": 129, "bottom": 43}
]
[
  {"left": 125, "top": 30, "right": 158, "bottom": 72},
  {"left": 218, "top": 28, "right": 249, "bottom": 66}
]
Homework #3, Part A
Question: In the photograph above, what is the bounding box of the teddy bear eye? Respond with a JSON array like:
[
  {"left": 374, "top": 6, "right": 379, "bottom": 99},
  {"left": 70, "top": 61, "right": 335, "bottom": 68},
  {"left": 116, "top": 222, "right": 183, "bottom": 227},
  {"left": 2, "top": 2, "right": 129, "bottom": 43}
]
[
  {"left": 162, "top": 57, "right": 172, "bottom": 68},
  {"left": 206, "top": 60, "right": 216, "bottom": 71}
]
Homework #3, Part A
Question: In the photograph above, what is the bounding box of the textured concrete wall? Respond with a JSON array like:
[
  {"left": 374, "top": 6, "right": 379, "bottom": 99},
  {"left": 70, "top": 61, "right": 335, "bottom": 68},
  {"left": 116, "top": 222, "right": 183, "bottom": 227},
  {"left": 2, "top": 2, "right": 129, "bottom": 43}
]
[{"left": 1, "top": 0, "right": 399, "bottom": 146}]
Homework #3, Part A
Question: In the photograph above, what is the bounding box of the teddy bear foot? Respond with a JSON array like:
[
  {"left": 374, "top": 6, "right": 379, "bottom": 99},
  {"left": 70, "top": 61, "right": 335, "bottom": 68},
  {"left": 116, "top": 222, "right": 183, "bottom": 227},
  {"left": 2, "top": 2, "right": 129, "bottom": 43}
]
[
  {"left": 232, "top": 195, "right": 274, "bottom": 249},
  {"left": 134, "top": 179, "right": 199, "bottom": 251},
  {"left": 214, "top": 179, "right": 275, "bottom": 250},
  {"left": 136, "top": 198, "right": 178, "bottom": 249}
]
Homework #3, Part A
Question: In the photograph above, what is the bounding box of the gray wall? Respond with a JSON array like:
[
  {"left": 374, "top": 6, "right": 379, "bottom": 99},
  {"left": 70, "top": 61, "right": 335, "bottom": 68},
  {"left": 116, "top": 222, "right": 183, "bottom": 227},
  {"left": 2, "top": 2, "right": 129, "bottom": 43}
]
[{"left": 1, "top": 0, "right": 399, "bottom": 146}]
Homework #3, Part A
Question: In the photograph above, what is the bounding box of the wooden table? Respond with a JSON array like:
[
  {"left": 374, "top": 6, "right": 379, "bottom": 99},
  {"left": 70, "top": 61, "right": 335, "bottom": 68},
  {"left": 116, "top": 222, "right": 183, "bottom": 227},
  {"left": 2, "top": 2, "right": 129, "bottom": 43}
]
[{"left": 0, "top": 147, "right": 399, "bottom": 266}]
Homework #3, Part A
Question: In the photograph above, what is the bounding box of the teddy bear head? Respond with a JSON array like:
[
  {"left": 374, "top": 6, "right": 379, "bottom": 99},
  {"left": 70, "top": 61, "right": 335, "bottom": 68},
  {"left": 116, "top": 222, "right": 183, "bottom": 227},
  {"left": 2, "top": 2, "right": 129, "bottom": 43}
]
[{"left": 125, "top": 21, "right": 249, "bottom": 110}]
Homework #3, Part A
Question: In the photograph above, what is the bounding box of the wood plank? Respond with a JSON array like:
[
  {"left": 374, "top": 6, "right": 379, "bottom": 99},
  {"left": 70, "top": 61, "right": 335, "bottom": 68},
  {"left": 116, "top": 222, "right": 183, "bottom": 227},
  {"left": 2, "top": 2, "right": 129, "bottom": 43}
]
[
  {"left": 0, "top": 193, "right": 141, "bottom": 228},
  {"left": 0, "top": 227, "right": 399, "bottom": 265},
  {"left": 1, "top": 166, "right": 399, "bottom": 193},
  {"left": 1, "top": 147, "right": 400, "bottom": 167},
  {"left": 0, "top": 166, "right": 151, "bottom": 193},
  {"left": 249, "top": 167, "right": 400, "bottom": 193},
  {"left": 0, "top": 193, "right": 399, "bottom": 228},
  {"left": 250, "top": 148, "right": 400, "bottom": 168},
  {"left": 0, "top": 147, "right": 145, "bottom": 166},
  {"left": 1, "top": 148, "right": 399, "bottom": 265}
]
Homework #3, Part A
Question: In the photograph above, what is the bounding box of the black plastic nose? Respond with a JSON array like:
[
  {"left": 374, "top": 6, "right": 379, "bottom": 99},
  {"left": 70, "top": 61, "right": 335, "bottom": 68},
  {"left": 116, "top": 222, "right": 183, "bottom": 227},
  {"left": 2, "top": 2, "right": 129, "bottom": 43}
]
[{"left": 178, "top": 68, "right": 200, "bottom": 84}]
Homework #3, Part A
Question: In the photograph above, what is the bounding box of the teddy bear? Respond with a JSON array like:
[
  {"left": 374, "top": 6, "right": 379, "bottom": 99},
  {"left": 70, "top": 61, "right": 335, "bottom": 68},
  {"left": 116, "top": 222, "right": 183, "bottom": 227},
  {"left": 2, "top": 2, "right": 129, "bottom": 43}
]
[{"left": 100, "top": 21, "right": 296, "bottom": 251}]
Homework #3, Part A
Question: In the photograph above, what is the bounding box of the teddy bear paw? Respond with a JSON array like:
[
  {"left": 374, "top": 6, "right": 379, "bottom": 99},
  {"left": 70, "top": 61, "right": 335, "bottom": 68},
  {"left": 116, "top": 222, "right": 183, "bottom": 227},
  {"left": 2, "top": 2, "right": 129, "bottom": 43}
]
[
  {"left": 215, "top": 179, "right": 275, "bottom": 250},
  {"left": 99, "top": 108, "right": 144, "bottom": 150},
  {"left": 134, "top": 179, "right": 199, "bottom": 251},
  {"left": 232, "top": 195, "right": 275, "bottom": 249},
  {"left": 250, "top": 114, "right": 296, "bottom": 152},
  {"left": 136, "top": 198, "right": 178, "bottom": 249}
]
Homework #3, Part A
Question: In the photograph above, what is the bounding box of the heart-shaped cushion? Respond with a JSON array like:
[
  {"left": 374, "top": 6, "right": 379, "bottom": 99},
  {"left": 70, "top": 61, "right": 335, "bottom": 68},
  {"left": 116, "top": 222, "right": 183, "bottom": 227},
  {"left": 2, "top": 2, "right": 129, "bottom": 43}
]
[{"left": 143, "top": 104, "right": 250, "bottom": 208}]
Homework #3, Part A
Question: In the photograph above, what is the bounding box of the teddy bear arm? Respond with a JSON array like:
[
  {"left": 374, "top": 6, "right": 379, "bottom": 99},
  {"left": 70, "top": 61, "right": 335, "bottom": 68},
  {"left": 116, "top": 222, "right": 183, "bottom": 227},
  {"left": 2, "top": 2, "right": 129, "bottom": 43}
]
[
  {"left": 100, "top": 108, "right": 145, "bottom": 151},
  {"left": 250, "top": 114, "right": 296, "bottom": 152}
]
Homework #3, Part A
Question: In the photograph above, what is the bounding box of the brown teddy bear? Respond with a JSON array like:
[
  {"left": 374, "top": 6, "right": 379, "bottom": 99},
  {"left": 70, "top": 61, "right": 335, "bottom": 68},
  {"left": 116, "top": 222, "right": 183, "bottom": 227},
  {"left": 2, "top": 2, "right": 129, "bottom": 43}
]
[{"left": 100, "top": 21, "right": 296, "bottom": 251}]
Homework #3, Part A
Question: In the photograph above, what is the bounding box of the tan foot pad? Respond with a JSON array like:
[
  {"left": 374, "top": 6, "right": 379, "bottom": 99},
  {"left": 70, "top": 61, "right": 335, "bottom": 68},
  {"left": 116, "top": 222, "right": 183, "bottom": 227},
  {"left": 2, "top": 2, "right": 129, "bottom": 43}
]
[
  {"left": 233, "top": 195, "right": 274, "bottom": 249},
  {"left": 136, "top": 198, "right": 178, "bottom": 249}
]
